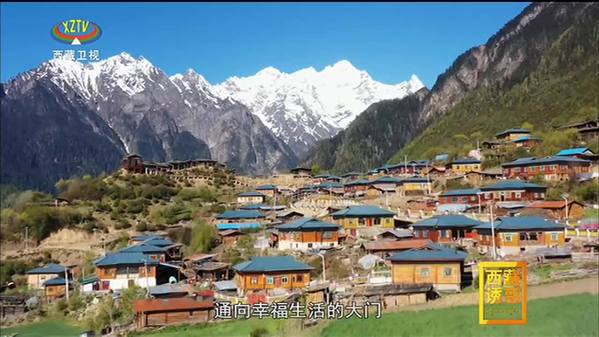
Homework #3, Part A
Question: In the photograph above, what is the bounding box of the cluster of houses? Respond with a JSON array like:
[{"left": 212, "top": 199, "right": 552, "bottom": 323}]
[
  {"left": 121, "top": 154, "right": 228, "bottom": 175},
  {"left": 17, "top": 125, "right": 597, "bottom": 330}
]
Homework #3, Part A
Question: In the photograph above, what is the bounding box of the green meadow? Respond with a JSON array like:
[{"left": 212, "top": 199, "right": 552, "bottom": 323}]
[{"left": 133, "top": 294, "right": 598, "bottom": 337}]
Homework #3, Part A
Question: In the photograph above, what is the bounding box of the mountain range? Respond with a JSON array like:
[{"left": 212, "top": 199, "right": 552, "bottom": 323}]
[
  {"left": 2, "top": 2, "right": 596, "bottom": 192},
  {"left": 213, "top": 61, "right": 423, "bottom": 154},
  {"left": 1, "top": 54, "right": 421, "bottom": 191},
  {"left": 304, "top": 2, "right": 599, "bottom": 172}
]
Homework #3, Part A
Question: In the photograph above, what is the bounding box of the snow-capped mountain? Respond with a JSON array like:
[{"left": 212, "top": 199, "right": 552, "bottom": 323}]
[
  {"left": 2, "top": 53, "right": 298, "bottom": 190},
  {"left": 212, "top": 60, "right": 425, "bottom": 154}
]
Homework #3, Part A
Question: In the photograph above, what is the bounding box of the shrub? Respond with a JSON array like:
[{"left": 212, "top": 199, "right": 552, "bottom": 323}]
[
  {"left": 189, "top": 220, "right": 217, "bottom": 253},
  {"left": 250, "top": 328, "right": 269, "bottom": 337}
]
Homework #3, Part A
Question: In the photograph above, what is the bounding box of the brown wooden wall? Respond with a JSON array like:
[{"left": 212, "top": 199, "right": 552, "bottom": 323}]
[
  {"left": 235, "top": 271, "right": 310, "bottom": 291},
  {"left": 392, "top": 263, "right": 461, "bottom": 286}
]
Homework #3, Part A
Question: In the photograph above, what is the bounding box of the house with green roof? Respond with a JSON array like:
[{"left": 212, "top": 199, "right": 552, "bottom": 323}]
[
  {"left": 479, "top": 180, "right": 546, "bottom": 202},
  {"left": 474, "top": 216, "right": 566, "bottom": 255},
  {"left": 273, "top": 217, "right": 340, "bottom": 251},
  {"left": 412, "top": 215, "right": 481, "bottom": 243},
  {"left": 388, "top": 243, "right": 468, "bottom": 292},
  {"left": 233, "top": 256, "right": 313, "bottom": 295},
  {"left": 501, "top": 156, "right": 592, "bottom": 181},
  {"left": 237, "top": 191, "right": 266, "bottom": 205},
  {"left": 331, "top": 205, "right": 395, "bottom": 236}
]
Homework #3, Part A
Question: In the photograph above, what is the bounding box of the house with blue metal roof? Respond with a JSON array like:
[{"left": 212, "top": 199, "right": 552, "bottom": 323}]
[
  {"left": 118, "top": 243, "right": 181, "bottom": 262},
  {"left": 233, "top": 256, "right": 313, "bottom": 295},
  {"left": 341, "top": 172, "right": 361, "bottom": 179},
  {"left": 501, "top": 156, "right": 592, "bottom": 181},
  {"left": 495, "top": 128, "right": 531, "bottom": 141},
  {"left": 317, "top": 182, "right": 345, "bottom": 195},
  {"left": 556, "top": 147, "right": 597, "bottom": 161},
  {"left": 290, "top": 167, "right": 312, "bottom": 177},
  {"left": 237, "top": 191, "right": 266, "bottom": 205},
  {"left": 438, "top": 189, "right": 481, "bottom": 213},
  {"left": 479, "top": 180, "right": 546, "bottom": 203},
  {"left": 398, "top": 176, "right": 433, "bottom": 196},
  {"left": 274, "top": 218, "right": 340, "bottom": 251},
  {"left": 331, "top": 205, "right": 395, "bottom": 236},
  {"left": 42, "top": 277, "right": 74, "bottom": 299},
  {"left": 255, "top": 184, "right": 278, "bottom": 198},
  {"left": 412, "top": 215, "right": 481, "bottom": 243},
  {"left": 448, "top": 157, "right": 481, "bottom": 174},
  {"left": 26, "top": 263, "right": 70, "bottom": 290},
  {"left": 511, "top": 135, "right": 543, "bottom": 148},
  {"left": 215, "top": 209, "right": 265, "bottom": 231},
  {"left": 94, "top": 252, "right": 182, "bottom": 292},
  {"left": 216, "top": 210, "right": 265, "bottom": 220},
  {"left": 474, "top": 216, "right": 566, "bottom": 255},
  {"left": 388, "top": 243, "right": 468, "bottom": 292}
]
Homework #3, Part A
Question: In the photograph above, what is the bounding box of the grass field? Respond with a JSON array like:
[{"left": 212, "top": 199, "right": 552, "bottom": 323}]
[
  {"left": 133, "top": 294, "right": 598, "bottom": 337},
  {"left": 130, "top": 318, "right": 299, "bottom": 337},
  {"left": 0, "top": 318, "right": 82, "bottom": 337},
  {"left": 320, "top": 293, "right": 599, "bottom": 337}
]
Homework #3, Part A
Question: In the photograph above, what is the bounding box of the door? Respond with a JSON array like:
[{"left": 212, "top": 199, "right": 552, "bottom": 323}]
[{"left": 274, "top": 276, "right": 281, "bottom": 287}]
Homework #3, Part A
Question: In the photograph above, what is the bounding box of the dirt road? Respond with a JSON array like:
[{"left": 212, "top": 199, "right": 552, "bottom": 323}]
[{"left": 394, "top": 277, "right": 599, "bottom": 312}]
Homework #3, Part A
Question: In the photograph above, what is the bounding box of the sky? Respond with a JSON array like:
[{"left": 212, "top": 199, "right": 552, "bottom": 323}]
[{"left": 1, "top": 2, "right": 530, "bottom": 87}]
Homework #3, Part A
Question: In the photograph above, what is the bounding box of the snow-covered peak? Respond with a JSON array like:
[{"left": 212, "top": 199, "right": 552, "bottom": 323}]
[
  {"left": 256, "top": 66, "right": 282, "bottom": 77},
  {"left": 212, "top": 60, "right": 426, "bottom": 153},
  {"left": 408, "top": 74, "right": 425, "bottom": 91}
]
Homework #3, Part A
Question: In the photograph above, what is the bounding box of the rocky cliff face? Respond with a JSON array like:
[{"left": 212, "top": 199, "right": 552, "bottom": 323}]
[{"left": 304, "top": 2, "right": 597, "bottom": 172}]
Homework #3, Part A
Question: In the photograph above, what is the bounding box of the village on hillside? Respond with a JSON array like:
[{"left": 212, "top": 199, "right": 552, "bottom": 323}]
[{"left": 1, "top": 122, "right": 598, "bottom": 336}]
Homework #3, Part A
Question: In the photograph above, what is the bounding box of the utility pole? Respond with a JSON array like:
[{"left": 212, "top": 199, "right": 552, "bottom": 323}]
[
  {"left": 489, "top": 201, "right": 497, "bottom": 260},
  {"left": 426, "top": 162, "right": 432, "bottom": 195},
  {"left": 64, "top": 266, "right": 70, "bottom": 302},
  {"left": 24, "top": 225, "right": 29, "bottom": 252},
  {"left": 561, "top": 194, "right": 569, "bottom": 225}
]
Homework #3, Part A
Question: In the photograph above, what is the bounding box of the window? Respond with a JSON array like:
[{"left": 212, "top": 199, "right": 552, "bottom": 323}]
[
  {"left": 281, "top": 276, "right": 288, "bottom": 284},
  {"left": 308, "top": 243, "right": 313, "bottom": 248},
  {"left": 423, "top": 230, "right": 429, "bottom": 238},
  {"left": 515, "top": 192, "right": 521, "bottom": 198},
  {"left": 296, "top": 275, "right": 303, "bottom": 282},
  {"left": 266, "top": 276, "right": 273, "bottom": 285},
  {"left": 529, "top": 232, "right": 538, "bottom": 241},
  {"left": 420, "top": 268, "right": 431, "bottom": 277},
  {"left": 322, "top": 231, "right": 333, "bottom": 239},
  {"left": 444, "top": 267, "right": 453, "bottom": 277},
  {"left": 374, "top": 218, "right": 381, "bottom": 225},
  {"left": 451, "top": 197, "right": 458, "bottom": 203},
  {"left": 504, "top": 234, "right": 513, "bottom": 242},
  {"left": 359, "top": 218, "right": 366, "bottom": 225},
  {"left": 251, "top": 277, "right": 258, "bottom": 285},
  {"left": 534, "top": 193, "right": 539, "bottom": 198},
  {"left": 551, "top": 233, "right": 559, "bottom": 241}
]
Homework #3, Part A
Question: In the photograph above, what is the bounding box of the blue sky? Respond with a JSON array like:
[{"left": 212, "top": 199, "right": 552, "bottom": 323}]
[{"left": 1, "top": 2, "right": 529, "bottom": 86}]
